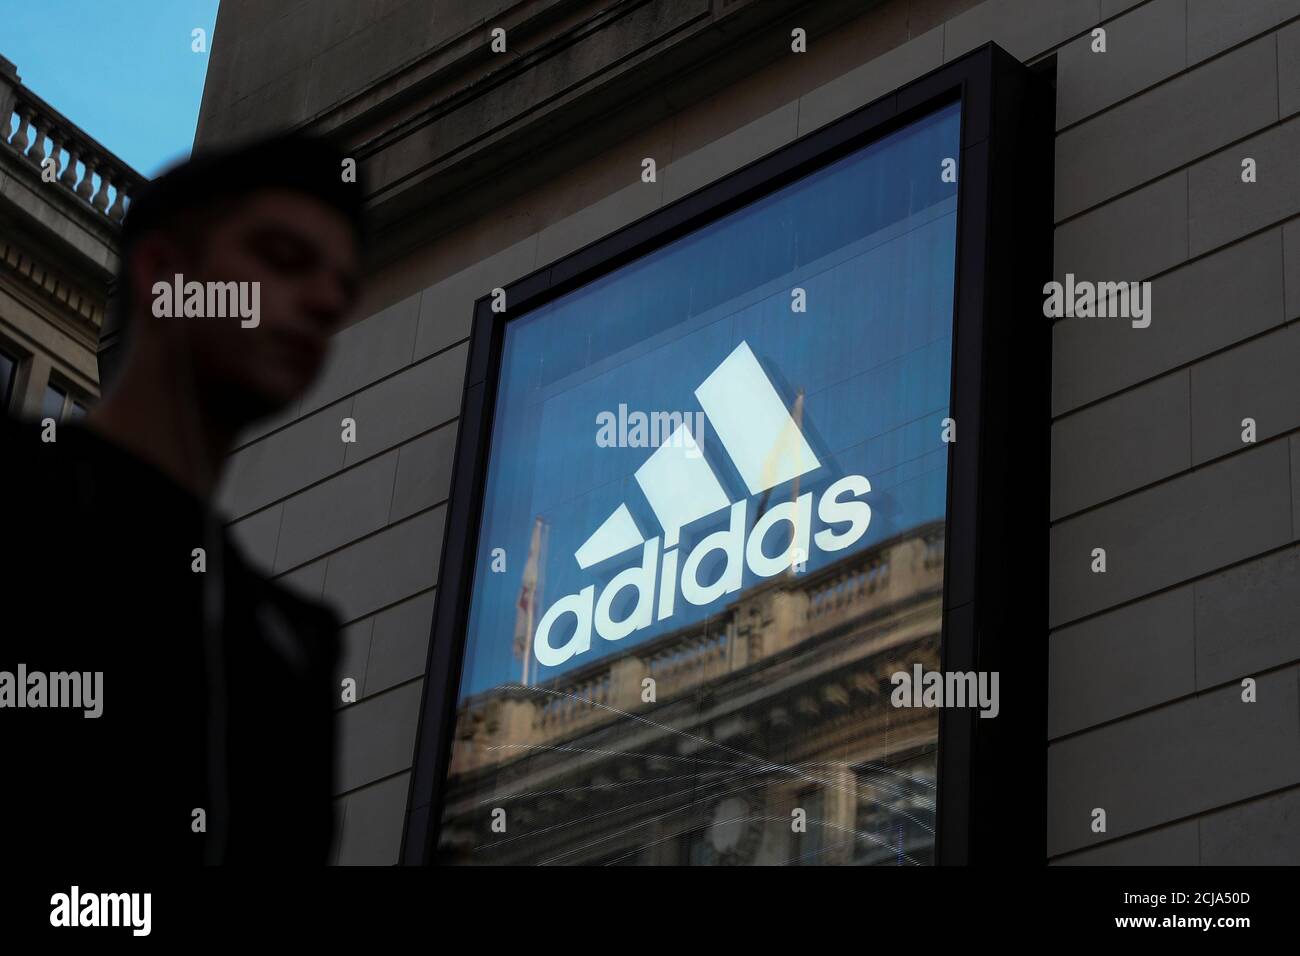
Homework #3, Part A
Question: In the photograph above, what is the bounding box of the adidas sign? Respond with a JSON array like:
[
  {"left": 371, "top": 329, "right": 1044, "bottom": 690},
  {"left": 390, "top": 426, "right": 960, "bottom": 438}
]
[{"left": 534, "top": 341, "right": 873, "bottom": 668}]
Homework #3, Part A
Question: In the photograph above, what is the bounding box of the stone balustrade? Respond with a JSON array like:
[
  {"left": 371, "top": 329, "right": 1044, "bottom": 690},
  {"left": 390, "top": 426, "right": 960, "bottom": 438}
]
[
  {"left": 535, "top": 669, "right": 612, "bottom": 732},
  {"left": 644, "top": 630, "right": 729, "bottom": 698},
  {"left": 2, "top": 61, "right": 144, "bottom": 226},
  {"left": 448, "top": 520, "right": 950, "bottom": 777},
  {"left": 807, "top": 557, "right": 890, "bottom": 621}
]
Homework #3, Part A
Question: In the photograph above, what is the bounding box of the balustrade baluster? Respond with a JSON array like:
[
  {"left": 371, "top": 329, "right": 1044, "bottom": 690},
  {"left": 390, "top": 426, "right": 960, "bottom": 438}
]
[
  {"left": 55, "top": 131, "right": 78, "bottom": 189},
  {"left": 26, "top": 115, "right": 48, "bottom": 167},
  {"left": 10, "top": 104, "right": 31, "bottom": 153},
  {"left": 108, "top": 177, "right": 127, "bottom": 221},
  {"left": 74, "top": 151, "right": 95, "bottom": 201},
  {"left": 21, "top": 107, "right": 44, "bottom": 164},
  {"left": 90, "top": 160, "right": 111, "bottom": 212}
]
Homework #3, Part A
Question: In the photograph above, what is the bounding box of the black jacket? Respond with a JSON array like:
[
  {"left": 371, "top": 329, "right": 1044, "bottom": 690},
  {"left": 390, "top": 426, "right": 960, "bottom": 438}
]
[{"left": 0, "top": 416, "right": 339, "bottom": 865}]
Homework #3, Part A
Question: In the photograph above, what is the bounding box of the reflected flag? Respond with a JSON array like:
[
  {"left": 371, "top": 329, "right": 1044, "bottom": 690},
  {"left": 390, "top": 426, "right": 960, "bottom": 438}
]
[
  {"left": 514, "top": 517, "right": 547, "bottom": 683},
  {"left": 755, "top": 387, "right": 806, "bottom": 523}
]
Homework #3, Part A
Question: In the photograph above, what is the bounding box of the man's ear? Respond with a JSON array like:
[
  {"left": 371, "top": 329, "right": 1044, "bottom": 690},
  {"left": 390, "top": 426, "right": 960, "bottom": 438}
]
[{"left": 128, "top": 231, "right": 188, "bottom": 326}]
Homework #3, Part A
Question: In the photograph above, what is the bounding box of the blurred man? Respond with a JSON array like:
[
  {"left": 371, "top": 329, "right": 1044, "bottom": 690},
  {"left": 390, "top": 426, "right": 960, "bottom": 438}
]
[{"left": 0, "top": 132, "right": 363, "bottom": 865}]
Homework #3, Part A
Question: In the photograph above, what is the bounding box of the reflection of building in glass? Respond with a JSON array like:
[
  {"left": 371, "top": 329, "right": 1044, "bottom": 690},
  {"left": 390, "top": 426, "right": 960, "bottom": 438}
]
[{"left": 438, "top": 520, "right": 945, "bottom": 865}]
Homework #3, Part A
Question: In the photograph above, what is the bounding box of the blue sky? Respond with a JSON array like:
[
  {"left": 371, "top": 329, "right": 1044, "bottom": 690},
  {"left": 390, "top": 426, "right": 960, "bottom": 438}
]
[{"left": 3, "top": 0, "right": 220, "bottom": 177}]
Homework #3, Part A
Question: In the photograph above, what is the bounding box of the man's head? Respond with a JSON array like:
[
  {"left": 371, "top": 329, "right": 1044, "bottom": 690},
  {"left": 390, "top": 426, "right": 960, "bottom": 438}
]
[{"left": 112, "top": 132, "right": 364, "bottom": 422}]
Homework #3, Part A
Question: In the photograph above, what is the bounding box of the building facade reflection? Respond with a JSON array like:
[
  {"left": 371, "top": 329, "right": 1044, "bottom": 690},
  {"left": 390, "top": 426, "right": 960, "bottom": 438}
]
[{"left": 438, "top": 520, "right": 944, "bottom": 865}]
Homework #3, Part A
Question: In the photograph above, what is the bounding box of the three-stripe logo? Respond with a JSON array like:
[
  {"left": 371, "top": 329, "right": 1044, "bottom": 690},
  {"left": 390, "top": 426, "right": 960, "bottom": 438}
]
[{"left": 534, "top": 340, "right": 873, "bottom": 668}]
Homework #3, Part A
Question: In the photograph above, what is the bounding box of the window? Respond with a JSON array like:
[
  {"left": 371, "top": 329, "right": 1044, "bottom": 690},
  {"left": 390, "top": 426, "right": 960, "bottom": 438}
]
[
  {"left": 793, "top": 789, "right": 826, "bottom": 865},
  {"left": 39, "top": 380, "right": 89, "bottom": 423},
  {"left": 43, "top": 384, "right": 67, "bottom": 423},
  {"left": 0, "top": 349, "right": 16, "bottom": 414},
  {"left": 853, "top": 750, "right": 937, "bottom": 865},
  {"left": 406, "top": 46, "right": 1053, "bottom": 866}
]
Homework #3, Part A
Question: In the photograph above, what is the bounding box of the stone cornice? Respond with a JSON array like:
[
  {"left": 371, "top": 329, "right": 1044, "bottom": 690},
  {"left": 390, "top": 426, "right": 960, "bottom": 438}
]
[
  {"left": 0, "top": 238, "right": 104, "bottom": 342},
  {"left": 0, "top": 55, "right": 138, "bottom": 345},
  {"left": 243, "top": 0, "right": 883, "bottom": 269}
]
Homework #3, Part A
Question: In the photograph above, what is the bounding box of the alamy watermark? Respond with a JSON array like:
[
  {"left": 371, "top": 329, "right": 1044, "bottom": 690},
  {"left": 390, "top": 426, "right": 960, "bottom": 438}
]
[
  {"left": 50, "top": 886, "right": 151, "bottom": 936},
  {"left": 152, "top": 273, "right": 260, "bottom": 327},
  {"left": 890, "top": 664, "right": 999, "bottom": 718},
  {"left": 1042, "top": 273, "right": 1151, "bottom": 328},
  {"left": 0, "top": 664, "right": 103, "bottom": 718},
  {"left": 596, "top": 405, "right": 706, "bottom": 457}
]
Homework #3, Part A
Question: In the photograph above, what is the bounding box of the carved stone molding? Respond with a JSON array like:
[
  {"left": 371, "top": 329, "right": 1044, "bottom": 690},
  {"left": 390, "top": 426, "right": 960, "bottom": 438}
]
[{"left": 0, "top": 240, "right": 104, "bottom": 338}]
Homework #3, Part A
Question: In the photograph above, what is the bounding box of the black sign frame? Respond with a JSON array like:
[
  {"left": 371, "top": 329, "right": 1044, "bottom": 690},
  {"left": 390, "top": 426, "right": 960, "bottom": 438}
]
[{"left": 401, "top": 42, "right": 1054, "bottom": 866}]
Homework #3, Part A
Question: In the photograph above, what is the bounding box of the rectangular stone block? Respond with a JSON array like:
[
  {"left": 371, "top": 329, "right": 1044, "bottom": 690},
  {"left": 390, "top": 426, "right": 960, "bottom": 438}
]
[
  {"left": 218, "top": 398, "right": 353, "bottom": 519},
  {"left": 1187, "top": 0, "right": 1300, "bottom": 64},
  {"left": 227, "top": 502, "right": 282, "bottom": 574},
  {"left": 1200, "top": 784, "right": 1300, "bottom": 864},
  {"left": 305, "top": 3, "right": 435, "bottom": 119},
  {"left": 1055, "top": 36, "right": 1277, "bottom": 220},
  {"left": 335, "top": 680, "right": 423, "bottom": 794},
  {"left": 942, "top": 0, "right": 1101, "bottom": 63},
  {"left": 1190, "top": 324, "right": 1300, "bottom": 464},
  {"left": 1189, "top": 116, "right": 1300, "bottom": 256},
  {"left": 335, "top": 618, "right": 374, "bottom": 712},
  {"left": 1051, "top": 370, "right": 1190, "bottom": 519},
  {"left": 1195, "top": 543, "right": 1300, "bottom": 687},
  {"left": 1049, "top": 587, "right": 1195, "bottom": 738},
  {"left": 274, "top": 451, "right": 400, "bottom": 573},
  {"left": 230, "top": 398, "right": 301, "bottom": 450},
  {"left": 328, "top": 796, "right": 346, "bottom": 866},
  {"left": 1053, "top": 171, "right": 1187, "bottom": 286},
  {"left": 343, "top": 344, "right": 467, "bottom": 466},
  {"left": 1285, "top": 217, "right": 1300, "bottom": 318},
  {"left": 336, "top": 771, "right": 411, "bottom": 866},
  {"left": 1047, "top": 666, "right": 1300, "bottom": 856},
  {"left": 1293, "top": 434, "right": 1300, "bottom": 539},
  {"left": 299, "top": 292, "right": 420, "bottom": 416},
  {"left": 221, "top": 3, "right": 319, "bottom": 104},
  {"left": 536, "top": 179, "right": 665, "bottom": 268},
  {"left": 1052, "top": 228, "right": 1283, "bottom": 415},
  {"left": 797, "top": 27, "right": 943, "bottom": 136},
  {"left": 389, "top": 422, "right": 458, "bottom": 523},
  {"left": 321, "top": 506, "right": 445, "bottom": 623},
  {"left": 1050, "top": 820, "right": 1198, "bottom": 865},
  {"left": 665, "top": 100, "right": 799, "bottom": 203},
  {"left": 1049, "top": 439, "right": 1292, "bottom": 627},
  {"left": 366, "top": 588, "right": 437, "bottom": 696},
  {"left": 1281, "top": 20, "right": 1300, "bottom": 118},
  {"left": 1099, "top": 0, "right": 1146, "bottom": 16},
  {"left": 1055, "top": 0, "right": 1185, "bottom": 129},
  {"left": 223, "top": 67, "right": 312, "bottom": 141},
  {"left": 908, "top": 0, "right": 982, "bottom": 35},
  {"left": 414, "top": 237, "right": 537, "bottom": 361},
  {"left": 277, "top": 557, "right": 327, "bottom": 602}
]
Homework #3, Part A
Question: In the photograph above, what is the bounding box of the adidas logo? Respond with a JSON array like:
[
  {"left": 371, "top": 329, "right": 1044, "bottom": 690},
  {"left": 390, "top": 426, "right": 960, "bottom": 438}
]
[{"left": 534, "top": 341, "right": 874, "bottom": 668}]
